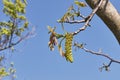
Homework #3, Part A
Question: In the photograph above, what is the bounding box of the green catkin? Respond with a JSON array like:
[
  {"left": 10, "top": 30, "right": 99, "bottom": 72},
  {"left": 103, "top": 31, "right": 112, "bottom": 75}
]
[{"left": 65, "top": 33, "right": 73, "bottom": 63}]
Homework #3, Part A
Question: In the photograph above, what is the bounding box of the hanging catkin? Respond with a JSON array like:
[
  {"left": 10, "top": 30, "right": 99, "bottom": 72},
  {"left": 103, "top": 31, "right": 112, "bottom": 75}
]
[{"left": 65, "top": 33, "right": 73, "bottom": 63}]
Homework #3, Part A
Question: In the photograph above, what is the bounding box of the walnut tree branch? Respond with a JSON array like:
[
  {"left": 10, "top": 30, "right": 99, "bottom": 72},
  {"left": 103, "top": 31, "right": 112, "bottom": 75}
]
[
  {"left": 64, "top": 19, "right": 85, "bottom": 24},
  {"left": 74, "top": 42, "right": 120, "bottom": 70},
  {"left": 82, "top": 47, "right": 120, "bottom": 71},
  {"left": 82, "top": 47, "right": 120, "bottom": 64},
  {"left": 85, "top": 0, "right": 120, "bottom": 44},
  {"left": 72, "top": 0, "right": 104, "bottom": 35}
]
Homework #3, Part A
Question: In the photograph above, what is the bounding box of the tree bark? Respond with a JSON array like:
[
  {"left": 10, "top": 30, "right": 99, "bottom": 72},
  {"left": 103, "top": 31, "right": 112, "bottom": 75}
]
[{"left": 85, "top": 0, "right": 120, "bottom": 44}]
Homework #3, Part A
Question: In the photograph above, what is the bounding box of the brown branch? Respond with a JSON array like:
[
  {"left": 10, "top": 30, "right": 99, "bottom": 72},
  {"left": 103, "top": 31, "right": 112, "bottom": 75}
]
[
  {"left": 82, "top": 47, "right": 120, "bottom": 64},
  {"left": 9, "top": 18, "right": 16, "bottom": 46},
  {"left": 81, "top": 46, "right": 120, "bottom": 71},
  {"left": 83, "top": 47, "right": 120, "bottom": 71},
  {"left": 73, "top": 42, "right": 120, "bottom": 71},
  {"left": 63, "top": 19, "right": 85, "bottom": 24},
  {"left": 72, "top": 0, "right": 104, "bottom": 35},
  {"left": 0, "top": 31, "right": 34, "bottom": 51},
  {"left": 85, "top": 0, "right": 120, "bottom": 44}
]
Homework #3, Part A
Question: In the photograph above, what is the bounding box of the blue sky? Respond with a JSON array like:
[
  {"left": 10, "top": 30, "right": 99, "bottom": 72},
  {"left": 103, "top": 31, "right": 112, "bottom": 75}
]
[{"left": 1, "top": 0, "right": 120, "bottom": 80}]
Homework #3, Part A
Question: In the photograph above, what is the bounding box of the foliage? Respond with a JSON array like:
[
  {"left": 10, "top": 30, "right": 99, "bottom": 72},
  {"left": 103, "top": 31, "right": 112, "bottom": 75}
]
[
  {"left": 0, "top": 0, "right": 29, "bottom": 79},
  {"left": 48, "top": 0, "right": 87, "bottom": 63},
  {"left": 0, "top": 67, "right": 9, "bottom": 77},
  {"left": 0, "top": 60, "right": 16, "bottom": 79}
]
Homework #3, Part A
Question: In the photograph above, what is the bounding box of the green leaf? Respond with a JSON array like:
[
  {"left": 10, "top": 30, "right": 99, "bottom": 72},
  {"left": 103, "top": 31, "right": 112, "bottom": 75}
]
[
  {"left": 19, "top": 27, "right": 25, "bottom": 32},
  {"left": 0, "top": 67, "right": 9, "bottom": 77},
  {"left": 74, "top": 1, "right": 86, "bottom": 7},
  {"left": 55, "top": 34, "right": 64, "bottom": 39},
  {"left": 1, "top": 28, "right": 11, "bottom": 35},
  {"left": 24, "top": 21, "right": 29, "bottom": 28}
]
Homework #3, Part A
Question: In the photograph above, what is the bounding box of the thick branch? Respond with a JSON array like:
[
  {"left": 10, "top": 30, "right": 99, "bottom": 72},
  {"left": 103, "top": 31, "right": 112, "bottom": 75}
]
[{"left": 85, "top": 0, "right": 120, "bottom": 44}]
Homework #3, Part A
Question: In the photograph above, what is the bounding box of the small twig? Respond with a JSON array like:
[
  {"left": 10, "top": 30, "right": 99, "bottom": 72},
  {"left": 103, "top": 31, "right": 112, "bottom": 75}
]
[
  {"left": 99, "top": 60, "right": 112, "bottom": 72},
  {"left": 72, "top": 0, "right": 104, "bottom": 35},
  {"left": 9, "top": 18, "right": 16, "bottom": 46},
  {"left": 74, "top": 42, "right": 120, "bottom": 68},
  {"left": 64, "top": 20, "right": 85, "bottom": 24},
  {"left": 107, "top": 60, "right": 112, "bottom": 67},
  {"left": 81, "top": 46, "right": 120, "bottom": 71},
  {"left": 82, "top": 47, "right": 120, "bottom": 64},
  {"left": 0, "top": 31, "right": 34, "bottom": 51}
]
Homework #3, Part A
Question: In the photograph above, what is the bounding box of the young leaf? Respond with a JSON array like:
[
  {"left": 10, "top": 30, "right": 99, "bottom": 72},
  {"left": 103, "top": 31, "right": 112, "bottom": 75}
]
[{"left": 74, "top": 1, "right": 86, "bottom": 7}]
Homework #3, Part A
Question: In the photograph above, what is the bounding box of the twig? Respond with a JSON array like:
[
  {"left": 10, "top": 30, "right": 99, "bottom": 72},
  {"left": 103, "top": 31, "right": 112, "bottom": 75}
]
[
  {"left": 74, "top": 42, "right": 120, "bottom": 70},
  {"left": 72, "top": 0, "right": 104, "bottom": 35},
  {"left": 0, "top": 31, "right": 33, "bottom": 51},
  {"left": 64, "top": 19, "right": 85, "bottom": 24},
  {"left": 82, "top": 47, "right": 120, "bottom": 64},
  {"left": 82, "top": 47, "right": 120, "bottom": 71}
]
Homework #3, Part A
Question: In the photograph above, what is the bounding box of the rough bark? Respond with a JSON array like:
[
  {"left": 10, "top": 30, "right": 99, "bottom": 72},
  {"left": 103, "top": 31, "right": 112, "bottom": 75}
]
[{"left": 85, "top": 0, "right": 120, "bottom": 44}]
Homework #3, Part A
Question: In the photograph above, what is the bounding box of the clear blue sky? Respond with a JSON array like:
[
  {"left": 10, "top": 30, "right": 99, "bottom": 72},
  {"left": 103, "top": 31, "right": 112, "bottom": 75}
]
[{"left": 1, "top": 0, "right": 120, "bottom": 80}]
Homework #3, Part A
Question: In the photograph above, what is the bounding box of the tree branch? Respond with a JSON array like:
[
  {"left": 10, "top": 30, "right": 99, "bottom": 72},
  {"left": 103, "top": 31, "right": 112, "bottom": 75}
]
[
  {"left": 0, "top": 30, "right": 34, "bottom": 52},
  {"left": 82, "top": 47, "right": 120, "bottom": 71},
  {"left": 72, "top": 0, "right": 104, "bottom": 35},
  {"left": 82, "top": 47, "right": 120, "bottom": 64},
  {"left": 74, "top": 42, "right": 120, "bottom": 71},
  {"left": 85, "top": 0, "right": 120, "bottom": 44},
  {"left": 63, "top": 20, "right": 85, "bottom": 24}
]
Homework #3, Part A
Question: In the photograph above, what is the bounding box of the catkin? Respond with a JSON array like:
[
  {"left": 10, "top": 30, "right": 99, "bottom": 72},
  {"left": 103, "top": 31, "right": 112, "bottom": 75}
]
[{"left": 65, "top": 33, "right": 73, "bottom": 63}]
